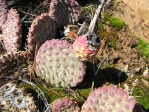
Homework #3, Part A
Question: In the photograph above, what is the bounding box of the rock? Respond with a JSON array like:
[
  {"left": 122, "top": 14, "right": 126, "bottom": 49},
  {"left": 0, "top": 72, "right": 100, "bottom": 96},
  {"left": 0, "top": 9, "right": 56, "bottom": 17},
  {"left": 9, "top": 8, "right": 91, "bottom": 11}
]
[
  {"left": 143, "top": 67, "right": 149, "bottom": 77},
  {"left": 124, "top": 65, "right": 129, "bottom": 72},
  {"left": 123, "top": 83, "right": 130, "bottom": 93},
  {"left": 133, "top": 79, "right": 140, "bottom": 87},
  {"left": 141, "top": 79, "right": 149, "bottom": 87}
]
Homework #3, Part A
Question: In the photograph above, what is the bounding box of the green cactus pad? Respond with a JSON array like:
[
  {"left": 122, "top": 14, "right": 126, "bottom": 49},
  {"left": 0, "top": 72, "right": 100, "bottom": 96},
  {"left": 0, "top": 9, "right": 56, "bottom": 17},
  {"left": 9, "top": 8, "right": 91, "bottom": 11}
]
[
  {"left": 81, "top": 86, "right": 142, "bottom": 112},
  {"left": 35, "top": 39, "right": 86, "bottom": 88}
]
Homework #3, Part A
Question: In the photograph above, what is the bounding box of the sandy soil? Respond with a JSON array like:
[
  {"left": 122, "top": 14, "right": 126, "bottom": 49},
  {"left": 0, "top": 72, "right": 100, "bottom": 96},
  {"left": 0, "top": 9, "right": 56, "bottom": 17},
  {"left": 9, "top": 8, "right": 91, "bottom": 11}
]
[{"left": 111, "top": 0, "right": 149, "bottom": 43}]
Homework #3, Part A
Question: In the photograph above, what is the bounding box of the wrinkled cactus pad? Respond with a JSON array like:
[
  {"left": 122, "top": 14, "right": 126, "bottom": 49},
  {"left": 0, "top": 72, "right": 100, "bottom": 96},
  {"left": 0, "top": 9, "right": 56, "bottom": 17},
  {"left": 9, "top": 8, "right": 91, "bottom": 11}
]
[
  {"left": 27, "top": 13, "right": 57, "bottom": 52},
  {"left": 81, "top": 86, "right": 142, "bottom": 112},
  {"left": 73, "top": 33, "right": 100, "bottom": 61},
  {"left": 0, "top": 51, "right": 30, "bottom": 83},
  {"left": 0, "top": 82, "right": 38, "bottom": 112},
  {"left": 2, "top": 8, "right": 22, "bottom": 52},
  {"left": 49, "top": 0, "right": 81, "bottom": 27},
  {"left": 35, "top": 39, "right": 86, "bottom": 88},
  {"left": 52, "top": 97, "right": 80, "bottom": 112},
  {"left": 0, "top": 0, "right": 8, "bottom": 31}
]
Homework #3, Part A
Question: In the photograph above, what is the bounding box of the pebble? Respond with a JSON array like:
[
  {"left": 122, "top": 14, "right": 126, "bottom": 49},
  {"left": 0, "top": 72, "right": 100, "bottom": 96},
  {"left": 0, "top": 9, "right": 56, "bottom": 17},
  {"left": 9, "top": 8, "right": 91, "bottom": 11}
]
[
  {"left": 143, "top": 67, "right": 149, "bottom": 77},
  {"left": 123, "top": 83, "right": 130, "bottom": 93}
]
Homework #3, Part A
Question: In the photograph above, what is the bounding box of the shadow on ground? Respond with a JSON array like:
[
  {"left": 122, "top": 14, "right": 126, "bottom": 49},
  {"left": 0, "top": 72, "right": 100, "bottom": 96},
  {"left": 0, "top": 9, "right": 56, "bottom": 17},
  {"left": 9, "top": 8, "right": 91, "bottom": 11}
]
[
  {"left": 75, "top": 62, "right": 128, "bottom": 89},
  {"left": 77, "top": 0, "right": 100, "bottom": 6}
]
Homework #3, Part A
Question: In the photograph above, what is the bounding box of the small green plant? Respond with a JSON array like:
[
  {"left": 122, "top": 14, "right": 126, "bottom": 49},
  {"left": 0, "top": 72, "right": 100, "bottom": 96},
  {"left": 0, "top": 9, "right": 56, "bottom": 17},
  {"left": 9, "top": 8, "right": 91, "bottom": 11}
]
[
  {"left": 137, "top": 38, "right": 149, "bottom": 59},
  {"left": 109, "top": 37, "right": 116, "bottom": 49},
  {"left": 102, "top": 13, "right": 111, "bottom": 22},
  {"left": 96, "top": 21, "right": 108, "bottom": 39},
  {"left": 108, "top": 17, "right": 125, "bottom": 30},
  {"left": 97, "top": 21, "right": 104, "bottom": 29},
  {"left": 133, "top": 87, "right": 149, "bottom": 110}
]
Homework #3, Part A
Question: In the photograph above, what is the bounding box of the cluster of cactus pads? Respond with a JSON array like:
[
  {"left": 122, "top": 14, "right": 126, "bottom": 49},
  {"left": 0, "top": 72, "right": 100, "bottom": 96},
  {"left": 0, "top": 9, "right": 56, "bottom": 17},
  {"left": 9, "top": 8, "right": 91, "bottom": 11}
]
[
  {"left": 0, "top": 82, "right": 38, "bottom": 112},
  {"left": 0, "top": 0, "right": 143, "bottom": 112},
  {"left": 48, "top": 86, "right": 142, "bottom": 112},
  {"left": 28, "top": 0, "right": 81, "bottom": 52}
]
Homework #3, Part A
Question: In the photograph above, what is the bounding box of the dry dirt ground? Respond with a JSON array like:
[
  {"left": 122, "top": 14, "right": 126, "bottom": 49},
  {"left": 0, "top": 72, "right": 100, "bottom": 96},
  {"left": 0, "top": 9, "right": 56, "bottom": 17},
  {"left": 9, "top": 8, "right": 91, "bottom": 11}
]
[{"left": 111, "top": 0, "right": 149, "bottom": 43}]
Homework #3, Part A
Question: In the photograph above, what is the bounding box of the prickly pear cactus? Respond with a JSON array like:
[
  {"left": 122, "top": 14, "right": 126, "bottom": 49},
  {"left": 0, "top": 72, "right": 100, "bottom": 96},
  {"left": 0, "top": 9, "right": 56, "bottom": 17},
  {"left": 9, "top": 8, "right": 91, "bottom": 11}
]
[
  {"left": 35, "top": 39, "right": 86, "bottom": 88},
  {"left": 27, "top": 13, "right": 57, "bottom": 52},
  {"left": 0, "top": 51, "right": 31, "bottom": 84},
  {"left": 0, "top": 82, "right": 38, "bottom": 112},
  {"left": 73, "top": 33, "right": 100, "bottom": 61},
  {"left": 81, "top": 86, "right": 142, "bottom": 112},
  {"left": 49, "top": 0, "right": 81, "bottom": 27},
  {"left": 2, "top": 8, "right": 22, "bottom": 52},
  {"left": 52, "top": 98, "right": 80, "bottom": 112},
  {"left": 0, "top": 0, "right": 8, "bottom": 31}
]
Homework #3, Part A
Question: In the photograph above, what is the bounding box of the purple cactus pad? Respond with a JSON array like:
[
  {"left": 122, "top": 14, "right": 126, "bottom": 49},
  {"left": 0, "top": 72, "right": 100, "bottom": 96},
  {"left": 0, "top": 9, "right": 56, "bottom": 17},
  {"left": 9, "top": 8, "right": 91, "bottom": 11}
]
[
  {"left": 81, "top": 86, "right": 142, "bottom": 112},
  {"left": 35, "top": 39, "right": 86, "bottom": 88}
]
